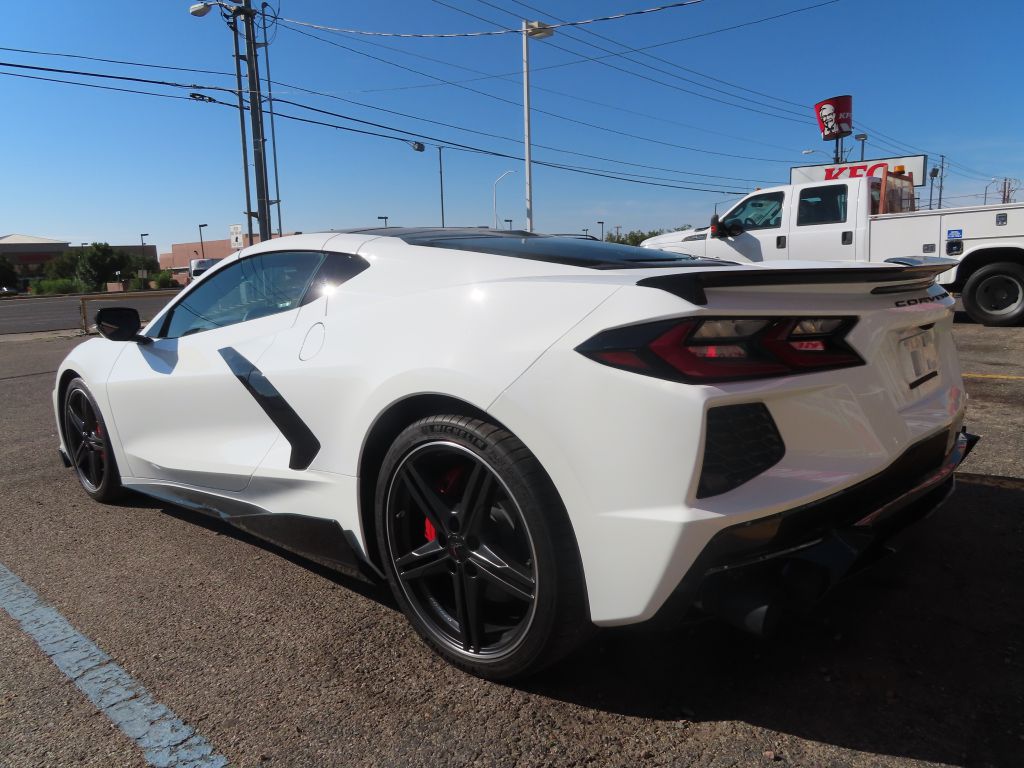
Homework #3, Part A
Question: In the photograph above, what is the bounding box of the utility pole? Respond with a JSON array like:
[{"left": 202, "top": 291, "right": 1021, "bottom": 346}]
[
  {"left": 241, "top": 0, "right": 271, "bottom": 243},
  {"left": 260, "top": 3, "right": 283, "bottom": 237},
  {"left": 937, "top": 154, "right": 946, "bottom": 210},
  {"left": 228, "top": 12, "right": 254, "bottom": 243},
  {"left": 522, "top": 20, "right": 553, "bottom": 233},
  {"left": 438, "top": 146, "right": 446, "bottom": 227}
]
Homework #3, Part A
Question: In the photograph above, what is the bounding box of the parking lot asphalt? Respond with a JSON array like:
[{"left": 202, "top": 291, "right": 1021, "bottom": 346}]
[
  {"left": 0, "top": 293, "right": 177, "bottom": 335},
  {"left": 0, "top": 322, "right": 1021, "bottom": 768}
]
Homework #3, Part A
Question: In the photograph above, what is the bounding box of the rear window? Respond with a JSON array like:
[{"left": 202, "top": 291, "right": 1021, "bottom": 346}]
[{"left": 395, "top": 231, "right": 720, "bottom": 270}]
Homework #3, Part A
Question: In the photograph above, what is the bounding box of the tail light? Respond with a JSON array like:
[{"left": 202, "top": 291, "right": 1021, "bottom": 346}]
[{"left": 576, "top": 316, "right": 862, "bottom": 383}]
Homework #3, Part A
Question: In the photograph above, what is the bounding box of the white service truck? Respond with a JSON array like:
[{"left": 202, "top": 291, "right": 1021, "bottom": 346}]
[{"left": 642, "top": 171, "right": 1024, "bottom": 326}]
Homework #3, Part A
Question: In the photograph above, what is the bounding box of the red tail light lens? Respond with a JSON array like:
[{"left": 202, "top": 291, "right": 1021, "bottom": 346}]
[{"left": 577, "top": 316, "right": 862, "bottom": 383}]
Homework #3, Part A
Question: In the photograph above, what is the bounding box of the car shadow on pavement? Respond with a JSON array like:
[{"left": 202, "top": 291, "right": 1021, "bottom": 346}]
[
  {"left": 139, "top": 498, "right": 398, "bottom": 611},
  {"left": 523, "top": 477, "right": 1024, "bottom": 767}
]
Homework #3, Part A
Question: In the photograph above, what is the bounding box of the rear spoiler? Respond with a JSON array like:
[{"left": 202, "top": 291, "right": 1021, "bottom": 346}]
[{"left": 636, "top": 263, "right": 951, "bottom": 306}]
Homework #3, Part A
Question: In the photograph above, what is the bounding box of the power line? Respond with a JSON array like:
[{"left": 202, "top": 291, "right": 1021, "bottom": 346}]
[
  {"left": 2, "top": 63, "right": 747, "bottom": 194},
  {"left": 0, "top": 51, "right": 776, "bottom": 184},
  {"left": 278, "top": 22, "right": 799, "bottom": 163},
  {"left": 429, "top": 0, "right": 808, "bottom": 123},
  {"left": 498, "top": 0, "right": 808, "bottom": 110},
  {"left": 275, "top": 0, "right": 703, "bottom": 38}
]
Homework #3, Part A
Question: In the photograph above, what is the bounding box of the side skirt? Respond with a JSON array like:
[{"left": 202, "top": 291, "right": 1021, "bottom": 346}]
[{"left": 127, "top": 482, "right": 380, "bottom": 583}]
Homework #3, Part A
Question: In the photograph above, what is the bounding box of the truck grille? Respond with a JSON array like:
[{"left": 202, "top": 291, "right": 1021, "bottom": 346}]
[{"left": 697, "top": 404, "right": 785, "bottom": 498}]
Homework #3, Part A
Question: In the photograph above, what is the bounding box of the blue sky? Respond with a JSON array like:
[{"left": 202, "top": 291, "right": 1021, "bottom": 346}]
[{"left": 1, "top": 0, "right": 1021, "bottom": 253}]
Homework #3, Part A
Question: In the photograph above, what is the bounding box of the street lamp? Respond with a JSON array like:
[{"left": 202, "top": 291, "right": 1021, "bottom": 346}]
[
  {"left": 597, "top": 220, "right": 605, "bottom": 240},
  {"left": 505, "top": 218, "right": 513, "bottom": 230},
  {"left": 198, "top": 223, "right": 208, "bottom": 259},
  {"left": 801, "top": 149, "right": 832, "bottom": 159},
  {"left": 493, "top": 170, "right": 516, "bottom": 230},
  {"left": 522, "top": 19, "right": 554, "bottom": 233},
  {"left": 984, "top": 178, "right": 999, "bottom": 205},
  {"left": 378, "top": 215, "right": 389, "bottom": 228},
  {"left": 582, "top": 228, "right": 589, "bottom": 237},
  {"left": 140, "top": 233, "right": 149, "bottom": 254},
  {"left": 854, "top": 133, "right": 868, "bottom": 162}
]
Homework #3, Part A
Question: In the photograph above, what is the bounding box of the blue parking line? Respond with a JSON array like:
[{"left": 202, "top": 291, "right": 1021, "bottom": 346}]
[{"left": 0, "top": 562, "right": 229, "bottom": 768}]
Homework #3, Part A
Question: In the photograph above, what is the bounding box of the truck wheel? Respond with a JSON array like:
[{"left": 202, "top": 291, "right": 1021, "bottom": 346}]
[{"left": 962, "top": 262, "right": 1024, "bottom": 326}]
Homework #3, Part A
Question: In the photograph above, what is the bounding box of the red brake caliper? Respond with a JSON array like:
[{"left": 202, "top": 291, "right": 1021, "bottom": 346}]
[{"left": 425, "top": 465, "right": 465, "bottom": 542}]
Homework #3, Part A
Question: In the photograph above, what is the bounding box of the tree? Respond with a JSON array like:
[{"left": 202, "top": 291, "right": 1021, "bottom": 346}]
[
  {"left": 605, "top": 224, "right": 692, "bottom": 246},
  {"left": 78, "top": 243, "right": 124, "bottom": 289},
  {"left": 0, "top": 255, "right": 17, "bottom": 287},
  {"left": 45, "top": 250, "right": 82, "bottom": 280}
]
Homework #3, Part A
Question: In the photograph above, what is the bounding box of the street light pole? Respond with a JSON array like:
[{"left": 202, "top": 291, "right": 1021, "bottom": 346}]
[
  {"left": 493, "top": 170, "right": 515, "bottom": 230},
  {"left": 522, "top": 20, "right": 553, "bottom": 233},
  {"left": 597, "top": 220, "right": 604, "bottom": 241},
  {"left": 984, "top": 177, "right": 998, "bottom": 205},
  {"left": 378, "top": 215, "right": 389, "bottom": 228},
  {"left": 582, "top": 228, "right": 589, "bottom": 237},
  {"left": 198, "top": 223, "right": 208, "bottom": 258},
  {"left": 855, "top": 133, "right": 867, "bottom": 162},
  {"left": 505, "top": 218, "right": 513, "bottom": 230}
]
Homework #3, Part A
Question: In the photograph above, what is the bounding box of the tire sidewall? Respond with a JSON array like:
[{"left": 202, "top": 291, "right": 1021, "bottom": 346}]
[
  {"left": 963, "top": 262, "right": 1024, "bottom": 327},
  {"left": 374, "top": 416, "right": 567, "bottom": 680},
  {"left": 64, "top": 377, "right": 123, "bottom": 503}
]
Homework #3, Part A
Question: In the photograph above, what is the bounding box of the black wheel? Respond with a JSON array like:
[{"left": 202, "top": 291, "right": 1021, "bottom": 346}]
[
  {"left": 63, "top": 378, "right": 125, "bottom": 503},
  {"left": 962, "top": 262, "right": 1024, "bottom": 326},
  {"left": 375, "top": 415, "right": 589, "bottom": 680}
]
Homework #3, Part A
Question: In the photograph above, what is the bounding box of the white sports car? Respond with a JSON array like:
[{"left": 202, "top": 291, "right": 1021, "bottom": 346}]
[{"left": 55, "top": 228, "right": 977, "bottom": 679}]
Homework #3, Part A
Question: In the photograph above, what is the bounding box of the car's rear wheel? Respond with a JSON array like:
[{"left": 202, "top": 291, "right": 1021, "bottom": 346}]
[
  {"left": 63, "top": 378, "right": 124, "bottom": 503},
  {"left": 375, "top": 415, "right": 589, "bottom": 680},
  {"left": 962, "top": 262, "right": 1024, "bottom": 326}
]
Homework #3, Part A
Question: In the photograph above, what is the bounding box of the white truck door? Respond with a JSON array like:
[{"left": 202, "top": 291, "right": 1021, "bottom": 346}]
[
  {"left": 705, "top": 190, "right": 789, "bottom": 263},
  {"left": 787, "top": 183, "right": 858, "bottom": 262}
]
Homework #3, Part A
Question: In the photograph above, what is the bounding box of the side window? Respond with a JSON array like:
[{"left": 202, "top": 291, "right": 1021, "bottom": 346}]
[
  {"left": 161, "top": 251, "right": 324, "bottom": 339},
  {"left": 722, "top": 192, "right": 785, "bottom": 231},
  {"left": 870, "top": 178, "right": 881, "bottom": 215},
  {"left": 797, "top": 184, "right": 848, "bottom": 226},
  {"left": 300, "top": 252, "right": 370, "bottom": 306}
]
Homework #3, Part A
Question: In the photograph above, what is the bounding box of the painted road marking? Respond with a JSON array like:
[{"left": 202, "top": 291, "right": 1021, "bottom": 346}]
[
  {"left": 0, "top": 563, "right": 228, "bottom": 768},
  {"left": 963, "top": 373, "right": 1024, "bottom": 381}
]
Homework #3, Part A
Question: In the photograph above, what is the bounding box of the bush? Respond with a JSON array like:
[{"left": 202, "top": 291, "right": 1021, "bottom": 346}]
[
  {"left": 128, "top": 277, "right": 147, "bottom": 292},
  {"left": 31, "top": 278, "right": 82, "bottom": 295},
  {"left": 154, "top": 270, "right": 174, "bottom": 289}
]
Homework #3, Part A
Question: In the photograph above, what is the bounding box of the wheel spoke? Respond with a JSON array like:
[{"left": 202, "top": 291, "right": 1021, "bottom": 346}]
[
  {"left": 469, "top": 545, "right": 535, "bottom": 602},
  {"left": 87, "top": 449, "right": 101, "bottom": 486},
  {"left": 67, "top": 409, "right": 85, "bottom": 434},
  {"left": 73, "top": 440, "right": 87, "bottom": 467},
  {"left": 400, "top": 463, "right": 451, "bottom": 535},
  {"left": 451, "top": 567, "right": 484, "bottom": 652},
  {"left": 396, "top": 540, "right": 449, "bottom": 582},
  {"left": 458, "top": 462, "right": 494, "bottom": 535}
]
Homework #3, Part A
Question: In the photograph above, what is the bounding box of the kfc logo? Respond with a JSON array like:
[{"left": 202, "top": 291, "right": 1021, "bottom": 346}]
[{"left": 814, "top": 95, "right": 853, "bottom": 140}]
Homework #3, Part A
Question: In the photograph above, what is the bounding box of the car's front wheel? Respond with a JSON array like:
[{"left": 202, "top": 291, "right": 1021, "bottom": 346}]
[
  {"left": 375, "top": 415, "right": 589, "bottom": 680},
  {"left": 63, "top": 377, "right": 125, "bottom": 503}
]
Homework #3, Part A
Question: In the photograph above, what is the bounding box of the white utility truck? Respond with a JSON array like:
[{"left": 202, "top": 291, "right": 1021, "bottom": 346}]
[{"left": 642, "top": 169, "right": 1024, "bottom": 326}]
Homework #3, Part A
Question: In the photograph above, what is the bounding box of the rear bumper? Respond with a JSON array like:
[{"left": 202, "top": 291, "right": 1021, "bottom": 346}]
[{"left": 652, "top": 428, "right": 979, "bottom": 634}]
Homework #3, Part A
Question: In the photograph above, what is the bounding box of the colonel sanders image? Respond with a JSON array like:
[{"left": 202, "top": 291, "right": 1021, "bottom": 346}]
[
  {"left": 818, "top": 99, "right": 852, "bottom": 139},
  {"left": 819, "top": 103, "right": 837, "bottom": 135}
]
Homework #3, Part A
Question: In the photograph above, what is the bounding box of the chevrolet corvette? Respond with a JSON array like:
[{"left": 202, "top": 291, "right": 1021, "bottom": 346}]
[{"left": 55, "top": 228, "right": 977, "bottom": 679}]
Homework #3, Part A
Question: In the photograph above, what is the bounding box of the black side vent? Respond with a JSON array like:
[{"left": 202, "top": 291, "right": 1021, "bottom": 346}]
[{"left": 697, "top": 404, "right": 785, "bottom": 499}]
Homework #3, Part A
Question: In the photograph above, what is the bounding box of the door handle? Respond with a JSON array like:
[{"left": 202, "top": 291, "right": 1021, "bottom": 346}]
[
  {"left": 776, "top": 235, "right": 786, "bottom": 248},
  {"left": 842, "top": 231, "right": 853, "bottom": 245}
]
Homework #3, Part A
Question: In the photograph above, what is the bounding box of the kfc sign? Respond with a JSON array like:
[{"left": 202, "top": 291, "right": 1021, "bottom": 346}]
[
  {"left": 814, "top": 95, "right": 853, "bottom": 141},
  {"left": 790, "top": 155, "right": 928, "bottom": 187}
]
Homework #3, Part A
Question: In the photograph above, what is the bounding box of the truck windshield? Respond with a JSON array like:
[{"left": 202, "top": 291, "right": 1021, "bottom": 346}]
[{"left": 722, "top": 192, "right": 784, "bottom": 231}]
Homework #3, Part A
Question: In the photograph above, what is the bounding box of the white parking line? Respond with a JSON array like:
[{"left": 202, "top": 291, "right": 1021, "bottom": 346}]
[{"left": 0, "top": 563, "right": 229, "bottom": 768}]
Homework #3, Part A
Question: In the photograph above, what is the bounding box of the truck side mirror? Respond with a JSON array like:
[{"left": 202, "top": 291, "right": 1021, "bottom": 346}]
[{"left": 709, "top": 214, "right": 720, "bottom": 238}]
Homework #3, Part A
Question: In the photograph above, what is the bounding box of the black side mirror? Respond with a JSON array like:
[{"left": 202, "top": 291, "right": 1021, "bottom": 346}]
[
  {"left": 95, "top": 307, "right": 149, "bottom": 343},
  {"left": 710, "top": 214, "right": 721, "bottom": 238},
  {"left": 727, "top": 220, "right": 744, "bottom": 237}
]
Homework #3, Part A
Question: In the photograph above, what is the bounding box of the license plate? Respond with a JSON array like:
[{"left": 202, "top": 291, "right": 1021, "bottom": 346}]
[{"left": 899, "top": 329, "right": 940, "bottom": 388}]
